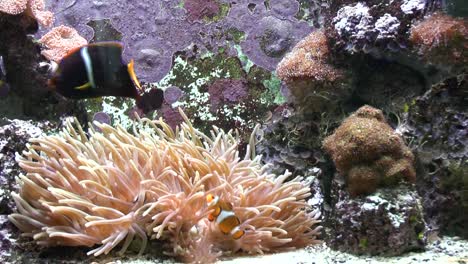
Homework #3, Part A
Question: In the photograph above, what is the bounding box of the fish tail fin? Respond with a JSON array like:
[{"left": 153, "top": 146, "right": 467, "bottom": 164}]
[{"left": 127, "top": 59, "right": 143, "bottom": 93}]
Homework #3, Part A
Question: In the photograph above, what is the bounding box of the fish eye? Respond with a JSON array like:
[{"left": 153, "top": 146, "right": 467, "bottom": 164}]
[{"left": 206, "top": 194, "right": 213, "bottom": 202}]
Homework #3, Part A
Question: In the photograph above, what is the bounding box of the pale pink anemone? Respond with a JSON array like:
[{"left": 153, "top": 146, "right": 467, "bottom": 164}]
[{"left": 9, "top": 109, "right": 322, "bottom": 263}]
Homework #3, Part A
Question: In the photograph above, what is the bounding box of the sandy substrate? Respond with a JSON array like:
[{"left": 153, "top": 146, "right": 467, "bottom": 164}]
[
  {"left": 110, "top": 236, "right": 467, "bottom": 264},
  {"left": 219, "top": 236, "right": 468, "bottom": 264}
]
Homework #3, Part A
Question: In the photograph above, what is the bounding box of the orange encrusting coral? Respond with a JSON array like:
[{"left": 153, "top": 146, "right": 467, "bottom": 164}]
[
  {"left": 9, "top": 109, "right": 321, "bottom": 263},
  {"left": 39, "top": 26, "right": 88, "bottom": 62},
  {"left": 0, "top": 0, "right": 28, "bottom": 15},
  {"left": 277, "top": 29, "right": 343, "bottom": 82},
  {"left": 0, "top": 0, "right": 53, "bottom": 27},
  {"left": 276, "top": 30, "right": 351, "bottom": 113},
  {"left": 410, "top": 13, "right": 467, "bottom": 67},
  {"left": 323, "top": 105, "right": 416, "bottom": 196},
  {"left": 26, "top": 0, "right": 54, "bottom": 27}
]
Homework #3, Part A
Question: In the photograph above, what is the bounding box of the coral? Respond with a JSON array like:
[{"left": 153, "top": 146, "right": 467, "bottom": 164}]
[
  {"left": 326, "top": 185, "right": 425, "bottom": 256},
  {"left": 241, "top": 15, "right": 311, "bottom": 71},
  {"left": 271, "top": 0, "right": 300, "bottom": 19},
  {"left": 27, "top": 0, "right": 54, "bottom": 27},
  {"left": 159, "top": 103, "right": 185, "bottom": 130},
  {"left": 154, "top": 51, "right": 279, "bottom": 142},
  {"left": 163, "top": 86, "right": 183, "bottom": 105},
  {"left": 35, "top": 0, "right": 315, "bottom": 133},
  {"left": 184, "top": 0, "right": 221, "bottom": 22},
  {"left": 374, "top": 14, "right": 401, "bottom": 40},
  {"left": 323, "top": 105, "right": 416, "bottom": 196},
  {"left": 0, "top": 215, "right": 15, "bottom": 263},
  {"left": 256, "top": 104, "right": 333, "bottom": 176},
  {"left": 276, "top": 30, "right": 352, "bottom": 113},
  {"left": 410, "top": 13, "right": 467, "bottom": 68},
  {"left": 400, "top": 0, "right": 426, "bottom": 15},
  {"left": 44, "top": 0, "right": 314, "bottom": 82},
  {"left": 39, "top": 26, "right": 88, "bottom": 62},
  {"left": 0, "top": 0, "right": 53, "bottom": 27},
  {"left": 86, "top": 19, "right": 123, "bottom": 43},
  {"left": 0, "top": 4, "right": 87, "bottom": 121},
  {"left": 327, "top": 0, "right": 427, "bottom": 55},
  {"left": 0, "top": 119, "right": 61, "bottom": 263},
  {"left": 0, "top": 0, "right": 27, "bottom": 15},
  {"left": 8, "top": 110, "right": 321, "bottom": 262},
  {"left": 332, "top": 2, "right": 375, "bottom": 45},
  {"left": 207, "top": 78, "right": 249, "bottom": 111},
  {"left": 277, "top": 30, "right": 340, "bottom": 82},
  {"left": 0, "top": 119, "right": 56, "bottom": 215},
  {"left": 406, "top": 73, "right": 468, "bottom": 238}
]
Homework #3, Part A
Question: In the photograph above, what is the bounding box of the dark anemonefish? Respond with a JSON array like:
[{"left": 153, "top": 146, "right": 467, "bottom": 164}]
[
  {"left": 48, "top": 41, "right": 163, "bottom": 112},
  {"left": 206, "top": 194, "right": 245, "bottom": 240}
]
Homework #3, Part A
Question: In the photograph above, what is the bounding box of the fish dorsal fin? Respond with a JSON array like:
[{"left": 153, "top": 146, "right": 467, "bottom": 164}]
[
  {"left": 87, "top": 41, "right": 123, "bottom": 48},
  {"left": 61, "top": 45, "right": 85, "bottom": 61},
  {"left": 127, "top": 59, "right": 142, "bottom": 92}
]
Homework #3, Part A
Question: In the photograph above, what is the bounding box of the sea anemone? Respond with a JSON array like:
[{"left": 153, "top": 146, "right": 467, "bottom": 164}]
[{"left": 9, "top": 109, "right": 321, "bottom": 262}]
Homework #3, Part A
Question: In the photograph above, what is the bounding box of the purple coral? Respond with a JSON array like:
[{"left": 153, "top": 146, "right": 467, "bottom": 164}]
[
  {"left": 228, "top": 5, "right": 312, "bottom": 70},
  {"left": 44, "top": 0, "right": 312, "bottom": 81},
  {"left": 163, "top": 86, "right": 184, "bottom": 104},
  {"left": 93, "top": 112, "right": 111, "bottom": 125},
  {"left": 160, "top": 103, "right": 184, "bottom": 129},
  {"left": 184, "top": 0, "right": 220, "bottom": 22},
  {"left": 207, "top": 78, "right": 248, "bottom": 111},
  {"left": 327, "top": 186, "right": 425, "bottom": 256},
  {"left": 271, "top": 0, "right": 300, "bottom": 19}
]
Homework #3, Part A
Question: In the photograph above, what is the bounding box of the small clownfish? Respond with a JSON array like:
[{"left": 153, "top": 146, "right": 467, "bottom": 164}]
[
  {"left": 48, "top": 41, "right": 163, "bottom": 112},
  {"left": 206, "top": 194, "right": 245, "bottom": 240}
]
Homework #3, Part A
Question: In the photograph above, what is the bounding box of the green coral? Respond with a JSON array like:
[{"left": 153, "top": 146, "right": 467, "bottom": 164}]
[
  {"left": 359, "top": 238, "right": 368, "bottom": 249},
  {"left": 156, "top": 50, "right": 279, "bottom": 138},
  {"left": 234, "top": 44, "right": 254, "bottom": 72},
  {"left": 206, "top": 2, "right": 230, "bottom": 23},
  {"left": 227, "top": 27, "right": 246, "bottom": 44},
  {"left": 262, "top": 74, "right": 286, "bottom": 105},
  {"left": 295, "top": 0, "right": 315, "bottom": 23}
]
